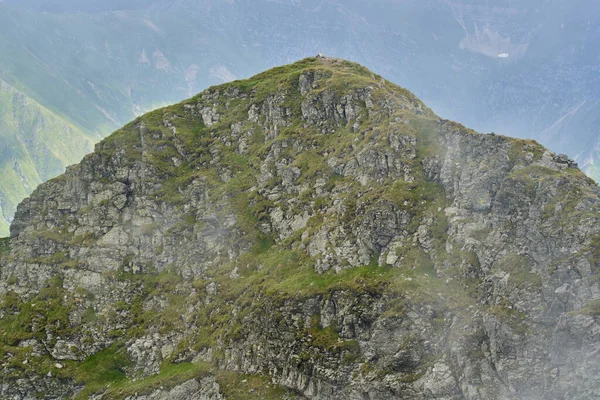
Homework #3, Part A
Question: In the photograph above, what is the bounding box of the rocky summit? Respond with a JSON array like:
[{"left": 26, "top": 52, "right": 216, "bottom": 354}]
[{"left": 1, "top": 57, "right": 600, "bottom": 399}]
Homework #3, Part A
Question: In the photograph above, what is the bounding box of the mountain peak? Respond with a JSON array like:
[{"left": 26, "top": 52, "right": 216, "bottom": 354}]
[
  {"left": 2, "top": 59, "right": 600, "bottom": 399},
  {"left": 206, "top": 56, "right": 432, "bottom": 117}
]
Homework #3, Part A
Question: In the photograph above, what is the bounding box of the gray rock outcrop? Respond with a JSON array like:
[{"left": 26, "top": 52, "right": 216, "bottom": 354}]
[{"left": 1, "top": 57, "right": 599, "bottom": 399}]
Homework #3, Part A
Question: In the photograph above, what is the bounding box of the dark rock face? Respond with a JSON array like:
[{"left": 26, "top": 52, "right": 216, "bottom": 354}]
[{"left": 1, "top": 58, "right": 599, "bottom": 399}]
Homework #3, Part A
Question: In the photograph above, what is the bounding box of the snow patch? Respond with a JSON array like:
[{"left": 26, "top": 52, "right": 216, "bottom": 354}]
[
  {"left": 152, "top": 50, "right": 171, "bottom": 72},
  {"left": 139, "top": 48, "right": 149, "bottom": 64}
]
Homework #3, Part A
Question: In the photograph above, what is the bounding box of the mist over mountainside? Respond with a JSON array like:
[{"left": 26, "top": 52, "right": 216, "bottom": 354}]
[{"left": 1, "top": 0, "right": 600, "bottom": 236}]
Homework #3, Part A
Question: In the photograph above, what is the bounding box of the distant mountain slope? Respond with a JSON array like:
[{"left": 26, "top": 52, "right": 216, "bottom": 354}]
[
  {"left": 1, "top": 0, "right": 600, "bottom": 235},
  {"left": 0, "top": 79, "right": 94, "bottom": 235}
]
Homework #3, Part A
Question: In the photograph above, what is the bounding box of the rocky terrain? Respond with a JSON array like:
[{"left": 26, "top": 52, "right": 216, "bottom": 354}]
[
  {"left": 3, "top": 0, "right": 600, "bottom": 237},
  {"left": 1, "top": 57, "right": 600, "bottom": 399}
]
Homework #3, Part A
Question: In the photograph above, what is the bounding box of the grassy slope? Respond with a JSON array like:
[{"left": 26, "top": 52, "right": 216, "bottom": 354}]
[{"left": 0, "top": 80, "right": 96, "bottom": 236}]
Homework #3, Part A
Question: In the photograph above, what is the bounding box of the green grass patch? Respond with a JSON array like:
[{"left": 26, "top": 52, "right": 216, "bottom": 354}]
[
  {"left": 495, "top": 253, "right": 542, "bottom": 288},
  {"left": 488, "top": 299, "right": 530, "bottom": 335},
  {"left": 509, "top": 165, "right": 561, "bottom": 179},
  {"left": 576, "top": 299, "right": 600, "bottom": 316},
  {"left": 217, "top": 370, "right": 302, "bottom": 400},
  {"left": 73, "top": 344, "right": 212, "bottom": 400},
  {"left": 102, "top": 362, "right": 212, "bottom": 399},
  {"left": 0, "top": 275, "right": 74, "bottom": 346},
  {"left": 507, "top": 139, "right": 544, "bottom": 166},
  {"left": 0, "top": 237, "right": 9, "bottom": 255},
  {"left": 72, "top": 344, "right": 130, "bottom": 398}
]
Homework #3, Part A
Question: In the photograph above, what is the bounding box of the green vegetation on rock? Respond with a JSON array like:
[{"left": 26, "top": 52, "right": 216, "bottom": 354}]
[{"left": 1, "top": 57, "right": 599, "bottom": 399}]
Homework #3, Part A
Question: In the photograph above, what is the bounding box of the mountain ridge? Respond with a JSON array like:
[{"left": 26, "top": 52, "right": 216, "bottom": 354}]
[
  {"left": 3, "top": 0, "right": 600, "bottom": 235},
  {"left": 1, "top": 57, "right": 600, "bottom": 399}
]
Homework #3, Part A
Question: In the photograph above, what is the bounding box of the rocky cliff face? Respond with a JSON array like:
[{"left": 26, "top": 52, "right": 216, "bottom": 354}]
[
  {"left": 4, "top": 0, "right": 600, "bottom": 234},
  {"left": 1, "top": 57, "right": 600, "bottom": 399}
]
